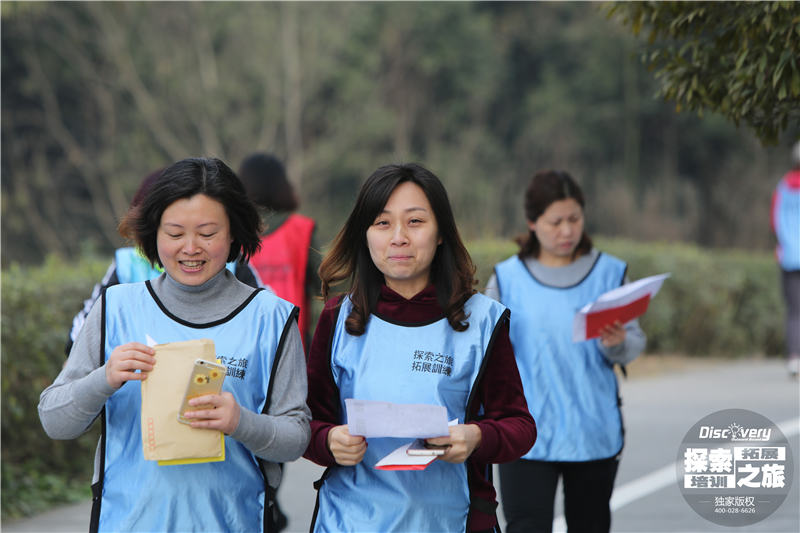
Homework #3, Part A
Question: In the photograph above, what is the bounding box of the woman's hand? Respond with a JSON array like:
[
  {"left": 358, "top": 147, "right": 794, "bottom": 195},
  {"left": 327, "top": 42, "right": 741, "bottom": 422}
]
[
  {"left": 182, "top": 392, "right": 241, "bottom": 435},
  {"left": 425, "top": 423, "right": 482, "bottom": 464},
  {"left": 599, "top": 320, "right": 626, "bottom": 348},
  {"left": 327, "top": 425, "right": 367, "bottom": 466},
  {"left": 105, "top": 342, "right": 156, "bottom": 389}
]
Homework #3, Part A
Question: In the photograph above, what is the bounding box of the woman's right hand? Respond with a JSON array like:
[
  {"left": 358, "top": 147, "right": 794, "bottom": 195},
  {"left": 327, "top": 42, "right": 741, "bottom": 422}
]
[
  {"left": 327, "top": 425, "right": 367, "bottom": 466},
  {"left": 105, "top": 342, "right": 156, "bottom": 389}
]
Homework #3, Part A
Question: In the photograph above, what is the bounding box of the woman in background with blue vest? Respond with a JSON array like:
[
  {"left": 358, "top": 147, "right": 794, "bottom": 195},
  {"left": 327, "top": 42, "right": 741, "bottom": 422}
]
[
  {"left": 39, "top": 157, "right": 311, "bottom": 533},
  {"left": 486, "top": 170, "right": 646, "bottom": 533},
  {"left": 304, "top": 163, "right": 536, "bottom": 532}
]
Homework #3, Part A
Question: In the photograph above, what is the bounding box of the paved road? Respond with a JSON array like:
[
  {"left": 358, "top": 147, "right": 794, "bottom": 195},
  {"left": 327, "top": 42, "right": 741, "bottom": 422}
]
[{"left": 4, "top": 358, "right": 798, "bottom": 532}]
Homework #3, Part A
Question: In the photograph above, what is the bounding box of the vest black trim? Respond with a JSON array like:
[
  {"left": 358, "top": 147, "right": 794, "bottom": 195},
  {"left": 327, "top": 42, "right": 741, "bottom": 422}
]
[
  {"left": 144, "top": 281, "right": 264, "bottom": 328},
  {"left": 619, "top": 264, "right": 629, "bottom": 286},
  {"left": 521, "top": 251, "right": 604, "bottom": 290},
  {"left": 90, "top": 289, "right": 110, "bottom": 533},
  {"left": 262, "top": 305, "right": 299, "bottom": 415},
  {"left": 309, "top": 467, "right": 332, "bottom": 533},
  {"left": 308, "top": 300, "right": 343, "bottom": 533},
  {"left": 464, "top": 307, "right": 510, "bottom": 531},
  {"left": 464, "top": 308, "right": 510, "bottom": 423},
  {"left": 256, "top": 305, "right": 298, "bottom": 533}
]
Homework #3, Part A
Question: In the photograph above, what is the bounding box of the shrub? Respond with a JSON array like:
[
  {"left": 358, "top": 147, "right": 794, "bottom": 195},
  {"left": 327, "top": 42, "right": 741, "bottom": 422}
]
[
  {"left": 1, "top": 255, "right": 107, "bottom": 518},
  {"left": 467, "top": 237, "right": 784, "bottom": 356}
]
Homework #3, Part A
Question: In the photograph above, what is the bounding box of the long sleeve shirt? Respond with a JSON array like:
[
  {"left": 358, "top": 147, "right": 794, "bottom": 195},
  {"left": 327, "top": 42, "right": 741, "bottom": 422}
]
[
  {"left": 39, "top": 268, "right": 311, "bottom": 488},
  {"left": 304, "top": 284, "right": 536, "bottom": 531}
]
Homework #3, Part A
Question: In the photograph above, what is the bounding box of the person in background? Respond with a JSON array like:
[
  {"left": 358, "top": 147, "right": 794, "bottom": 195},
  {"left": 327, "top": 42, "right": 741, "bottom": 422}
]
[
  {"left": 238, "top": 153, "right": 320, "bottom": 351},
  {"left": 771, "top": 141, "right": 800, "bottom": 377},
  {"left": 65, "top": 168, "right": 259, "bottom": 356},
  {"left": 39, "top": 157, "right": 310, "bottom": 533},
  {"left": 486, "top": 170, "right": 646, "bottom": 533},
  {"left": 304, "top": 163, "right": 536, "bottom": 532},
  {"left": 238, "top": 152, "right": 317, "bottom": 532}
]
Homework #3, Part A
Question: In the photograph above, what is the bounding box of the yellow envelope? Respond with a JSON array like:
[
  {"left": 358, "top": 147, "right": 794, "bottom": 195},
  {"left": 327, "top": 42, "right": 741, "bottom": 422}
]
[{"left": 140, "top": 338, "right": 224, "bottom": 463}]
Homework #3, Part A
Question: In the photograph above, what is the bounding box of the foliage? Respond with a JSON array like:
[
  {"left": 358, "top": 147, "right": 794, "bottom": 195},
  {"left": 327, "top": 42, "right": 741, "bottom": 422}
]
[
  {"left": 1, "top": 2, "right": 794, "bottom": 267},
  {"left": 1, "top": 256, "right": 106, "bottom": 518},
  {"left": 468, "top": 237, "right": 784, "bottom": 356},
  {"left": 610, "top": 1, "right": 800, "bottom": 144}
]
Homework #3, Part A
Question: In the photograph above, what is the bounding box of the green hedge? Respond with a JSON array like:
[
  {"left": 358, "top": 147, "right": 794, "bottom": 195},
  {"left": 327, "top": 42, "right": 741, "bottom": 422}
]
[
  {"left": 0, "top": 239, "right": 785, "bottom": 517},
  {"left": 1, "top": 256, "right": 106, "bottom": 518},
  {"left": 467, "top": 237, "right": 784, "bottom": 356}
]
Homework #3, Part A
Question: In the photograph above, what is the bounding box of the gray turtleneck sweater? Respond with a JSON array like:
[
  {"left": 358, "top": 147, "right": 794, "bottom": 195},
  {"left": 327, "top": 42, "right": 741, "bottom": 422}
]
[{"left": 38, "top": 268, "right": 311, "bottom": 487}]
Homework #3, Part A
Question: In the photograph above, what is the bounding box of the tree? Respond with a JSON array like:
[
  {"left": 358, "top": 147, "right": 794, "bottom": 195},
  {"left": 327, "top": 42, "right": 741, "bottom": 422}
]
[{"left": 610, "top": 1, "right": 800, "bottom": 144}]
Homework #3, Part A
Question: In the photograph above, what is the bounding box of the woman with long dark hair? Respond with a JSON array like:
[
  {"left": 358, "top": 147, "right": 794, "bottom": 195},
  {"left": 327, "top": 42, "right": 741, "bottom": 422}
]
[
  {"left": 304, "top": 163, "right": 536, "bottom": 532},
  {"left": 487, "top": 170, "right": 646, "bottom": 533}
]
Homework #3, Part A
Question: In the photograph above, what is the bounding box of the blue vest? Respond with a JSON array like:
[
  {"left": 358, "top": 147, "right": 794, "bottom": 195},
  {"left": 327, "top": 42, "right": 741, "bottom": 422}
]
[
  {"left": 97, "top": 281, "right": 296, "bottom": 533},
  {"left": 113, "top": 248, "right": 162, "bottom": 284},
  {"left": 313, "top": 294, "right": 509, "bottom": 533},
  {"left": 494, "top": 253, "right": 626, "bottom": 462},
  {"left": 114, "top": 247, "right": 239, "bottom": 284},
  {"left": 773, "top": 176, "right": 800, "bottom": 271}
]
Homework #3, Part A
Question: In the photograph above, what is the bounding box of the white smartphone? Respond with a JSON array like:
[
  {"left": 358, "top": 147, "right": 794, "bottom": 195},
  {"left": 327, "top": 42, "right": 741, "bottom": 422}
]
[
  {"left": 177, "top": 359, "right": 227, "bottom": 425},
  {"left": 406, "top": 438, "right": 448, "bottom": 456}
]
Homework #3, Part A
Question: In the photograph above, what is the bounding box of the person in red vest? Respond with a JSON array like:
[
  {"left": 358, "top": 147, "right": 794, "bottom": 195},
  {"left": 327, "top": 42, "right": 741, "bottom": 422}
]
[{"left": 238, "top": 153, "right": 320, "bottom": 350}]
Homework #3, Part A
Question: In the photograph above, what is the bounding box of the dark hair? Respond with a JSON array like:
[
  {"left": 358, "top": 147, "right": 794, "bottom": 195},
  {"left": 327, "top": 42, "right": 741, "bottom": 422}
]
[
  {"left": 119, "top": 157, "right": 262, "bottom": 266},
  {"left": 516, "top": 170, "right": 593, "bottom": 260},
  {"left": 130, "top": 168, "right": 165, "bottom": 208},
  {"left": 238, "top": 153, "right": 299, "bottom": 212},
  {"left": 319, "top": 163, "right": 476, "bottom": 335}
]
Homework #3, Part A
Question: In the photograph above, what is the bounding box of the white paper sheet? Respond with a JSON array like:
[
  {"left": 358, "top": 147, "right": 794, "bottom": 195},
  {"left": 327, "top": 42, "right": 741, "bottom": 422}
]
[
  {"left": 572, "top": 273, "right": 670, "bottom": 342},
  {"left": 344, "top": 399, "right": 449, "bottom": 438}
]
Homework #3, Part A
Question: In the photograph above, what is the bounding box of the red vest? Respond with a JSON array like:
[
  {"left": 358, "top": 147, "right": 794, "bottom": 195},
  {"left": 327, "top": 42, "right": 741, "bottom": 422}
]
[{"left": 250, "top": 214, "right": 315, "bottom": 347}]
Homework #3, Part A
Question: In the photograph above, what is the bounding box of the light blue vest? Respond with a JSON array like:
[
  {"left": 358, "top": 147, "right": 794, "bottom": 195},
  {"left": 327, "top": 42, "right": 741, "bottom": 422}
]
[
  {"left": 113, "top": 248, "right": 162, "bottom": 284},
  {"left": 313, "top": 294, "right": 509, "bottom": 533},
  {"left": 97, "top": 281, "right": 296, "bottom": 533},
  {"left": 494, "top": 253, "right": 626, "bottom": 462},
  {"left": 773, "top": 177, "right": 800, "bottom": 271},
  {"left": 114, "top": 247, "right": 239, "bottom": 283}
]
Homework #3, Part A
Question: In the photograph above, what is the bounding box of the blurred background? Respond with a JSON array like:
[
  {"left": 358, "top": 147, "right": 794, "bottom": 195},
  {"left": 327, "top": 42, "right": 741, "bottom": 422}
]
[
  {"left": 2, "top": 0, "right": 798, "bottom": 523},
  {"left": 3, "top": 1, "right": 798, "bottom": 264}
]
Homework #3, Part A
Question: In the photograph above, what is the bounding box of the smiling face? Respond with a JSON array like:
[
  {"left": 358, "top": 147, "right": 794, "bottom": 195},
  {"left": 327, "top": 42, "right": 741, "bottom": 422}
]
[
  {"left": 156, "top": 194, "right": 233, "bottom": 286},
  {"left": 529, "top": 197, "right": 584, "bottom": 267},
  {"left": 366, "top": 181, "right": 442, "bottom": 299}
]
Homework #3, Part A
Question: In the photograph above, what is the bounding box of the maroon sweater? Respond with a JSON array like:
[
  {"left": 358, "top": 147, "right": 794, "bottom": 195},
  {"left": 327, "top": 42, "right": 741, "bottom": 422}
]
[{"left": 304, "top": 284, "right": 536, "bottom": 531}]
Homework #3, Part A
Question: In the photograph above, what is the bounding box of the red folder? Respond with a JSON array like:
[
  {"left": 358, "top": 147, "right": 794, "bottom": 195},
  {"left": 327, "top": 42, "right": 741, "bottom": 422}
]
[{"left": 584, "top": 294, "right": 651, "bottom": 340}]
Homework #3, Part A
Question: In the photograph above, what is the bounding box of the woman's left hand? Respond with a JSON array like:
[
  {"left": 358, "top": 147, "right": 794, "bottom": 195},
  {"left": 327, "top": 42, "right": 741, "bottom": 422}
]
[
  {"left": 599, "top": 320, "right": 627, "bottom": 348},
  {"left": 425, "top": 423, "right": 482, "bottom": 464},
  {"left": 183, "top": 392, "right": 241, "bottom": 435}
]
